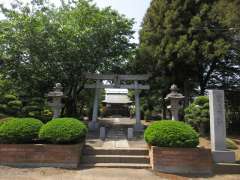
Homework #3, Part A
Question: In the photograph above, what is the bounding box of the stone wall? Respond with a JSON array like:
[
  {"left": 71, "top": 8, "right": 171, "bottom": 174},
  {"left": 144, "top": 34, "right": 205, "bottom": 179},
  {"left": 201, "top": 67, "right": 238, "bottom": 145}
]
[
  {"left": 0, "top": 143, "right": 83, "bottom": 168},
  {"left": 150, "top": 146, "right": 213, "bottom": 174}
]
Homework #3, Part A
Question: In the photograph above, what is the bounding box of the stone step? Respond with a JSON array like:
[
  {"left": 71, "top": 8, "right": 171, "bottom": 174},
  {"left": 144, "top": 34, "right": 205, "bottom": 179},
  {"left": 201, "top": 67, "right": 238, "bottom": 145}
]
[
  {"left": 83, "top": 147, "right": 149, "bottom": 156},
  {"left": 81, "top": 155, "right": 150, "bottom": 164},
  {"left": 214, "top": 163, "right": 240, "bottom": 174},
  {"left": 80, "top": 163, "right": 151, "bottom": 169}
]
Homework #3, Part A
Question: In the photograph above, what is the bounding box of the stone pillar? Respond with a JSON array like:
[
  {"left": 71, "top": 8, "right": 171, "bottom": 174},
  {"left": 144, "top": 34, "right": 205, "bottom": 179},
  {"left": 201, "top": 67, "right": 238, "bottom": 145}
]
[
  {"left": 89, "top": 80, "right": 100, "bottom": 130},
  {"left": 209, "top": 90, "right": 235, "bottom": 163},
  {"left": 134, "top": 81, "right": 143, "bottom": 132},
  {"left": 170, "top": 99, "right": 180, "bottom": 120},
  {"left": 51, "top": 101, "right": 63, "bottom": 119}
]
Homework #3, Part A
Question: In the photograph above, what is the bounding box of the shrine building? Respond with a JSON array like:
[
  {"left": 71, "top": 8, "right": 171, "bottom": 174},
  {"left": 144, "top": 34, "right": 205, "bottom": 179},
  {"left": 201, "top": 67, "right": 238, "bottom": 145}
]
[{"left": 102, "top": 89, "right": 132, "bottom": 117}]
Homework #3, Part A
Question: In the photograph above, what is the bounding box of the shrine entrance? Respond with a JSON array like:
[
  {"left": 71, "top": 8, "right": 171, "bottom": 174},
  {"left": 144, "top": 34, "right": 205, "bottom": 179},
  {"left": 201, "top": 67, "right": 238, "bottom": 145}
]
[{"left": 84, "top": 74, "right": 150, "bottom": 132}]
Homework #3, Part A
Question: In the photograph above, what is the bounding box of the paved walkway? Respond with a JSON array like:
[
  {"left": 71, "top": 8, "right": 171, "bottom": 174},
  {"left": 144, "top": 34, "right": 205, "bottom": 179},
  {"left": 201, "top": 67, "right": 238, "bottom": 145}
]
[{"left": 86, "top": 117, "right": 147, "bottom": 149}]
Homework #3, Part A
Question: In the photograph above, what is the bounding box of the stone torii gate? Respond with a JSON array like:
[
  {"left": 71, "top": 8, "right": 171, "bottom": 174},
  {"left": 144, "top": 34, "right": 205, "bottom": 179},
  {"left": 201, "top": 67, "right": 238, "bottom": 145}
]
[{"left": 85, "top": 74, "right": 150, "bottom": 132}]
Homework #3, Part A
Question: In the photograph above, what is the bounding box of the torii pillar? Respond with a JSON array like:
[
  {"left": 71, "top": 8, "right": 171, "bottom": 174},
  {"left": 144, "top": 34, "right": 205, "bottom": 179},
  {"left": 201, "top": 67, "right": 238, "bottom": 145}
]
[
  {"left": 88, "top": 80, "right": 101, "bottom": 130},
  {"left": 134, "top": 81, "right": 143, "bottom": 131}
]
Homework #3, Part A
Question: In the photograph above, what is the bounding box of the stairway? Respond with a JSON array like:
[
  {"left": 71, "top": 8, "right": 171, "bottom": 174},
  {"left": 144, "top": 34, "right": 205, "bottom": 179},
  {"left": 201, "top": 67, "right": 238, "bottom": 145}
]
[
  {"left": 81, "top": 118, "right": 150, "bottom": 168},
  {"left": 81, "top": 146, "right": 151, "bottom": 168}
]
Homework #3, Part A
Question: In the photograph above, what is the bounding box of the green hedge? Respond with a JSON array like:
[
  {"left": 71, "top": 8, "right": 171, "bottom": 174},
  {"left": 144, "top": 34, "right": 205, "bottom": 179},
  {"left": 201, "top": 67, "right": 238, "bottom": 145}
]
[
  {"left": 144, "top": 120, "right": 199, "bottom": 148},
  {"left": 0, "top": 117, "right": 43, "bottom": 143},
  {"left": 39, "top": 118, "right": 88, "bottom": 144}
]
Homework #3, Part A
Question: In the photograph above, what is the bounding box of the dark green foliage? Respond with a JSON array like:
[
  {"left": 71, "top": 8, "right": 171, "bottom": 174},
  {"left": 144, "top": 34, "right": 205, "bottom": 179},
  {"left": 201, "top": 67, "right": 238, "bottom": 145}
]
[
  {"left": 0, "top": 117, "right": 43, "bottom": 143},
  {"left": 21, "top": 97, "right": 52, "bottom": 122},
  {"left": 0, "top": 94, "right": 22, "bottom": 116},
  {"left": 30, "top": 97, "right": 45, "bottom": 105},
  {"left": 22, "top": 106, "right": 42, "bottom": 113},
  {"left": 3, "top": 94, "right": 17, "bottom": 103},
  {"left": 132, "top": 0, "right": 240, "bottom": 114},
  {"left": 184, "top": 96, "right": 209, "bottom": 133},
  {"left": 0, "top": 93, "right": 51, "bottom": 121},
  {"left": 7, "top": 100, "right": 23, "bottom": 108},
  {"left": 0, "top": 104, "right": 7, "bottom": 112},
  {"left": 0, "top": 76, "right": 15, "bottom": 98},
  {"left": 194, "top": 96, "right": 209, "bottom": 106},
  {"left": 144, "top": 120, "right": 199, "bottom": 148},
  {"left": 39, "top": 118, "right": 88, "bottom": 144}
]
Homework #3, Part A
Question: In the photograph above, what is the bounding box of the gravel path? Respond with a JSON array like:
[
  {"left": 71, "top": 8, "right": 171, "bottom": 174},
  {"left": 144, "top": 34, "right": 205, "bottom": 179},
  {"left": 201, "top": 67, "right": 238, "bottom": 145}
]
[{"left": 0, "top": 166, "right": 240, "bottom": 180}]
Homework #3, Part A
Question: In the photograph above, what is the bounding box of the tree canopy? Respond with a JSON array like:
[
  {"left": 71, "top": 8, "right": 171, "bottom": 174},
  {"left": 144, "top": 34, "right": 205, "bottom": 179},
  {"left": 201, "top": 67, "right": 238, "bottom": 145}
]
[
  {"left": 132, "top": 0, "right": 240, "bottom": 97},
  {"left": 0, "top": 0, "right": 135, "bottom": 116}
]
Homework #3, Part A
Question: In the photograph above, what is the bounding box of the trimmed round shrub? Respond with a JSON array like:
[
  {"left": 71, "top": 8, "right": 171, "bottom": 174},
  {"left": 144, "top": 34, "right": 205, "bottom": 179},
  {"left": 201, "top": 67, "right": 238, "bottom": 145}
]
[
  {"left": 0, "top": 117, "right": 10, "bottom": 127},
  {"left": 39, "top": 118, "right": 88, "bottom": 144},
  {"left": 0, "top": 114, "right": 8, "bottom": 120},
  {"left": 144, "top": 120, "right": 199, "bottom": 148},
  {"left": 0, "top": 121, "right": 4, "bottom": 127},
  {"left": 0, "top": 117, "right": 43, "bottom": 143}
]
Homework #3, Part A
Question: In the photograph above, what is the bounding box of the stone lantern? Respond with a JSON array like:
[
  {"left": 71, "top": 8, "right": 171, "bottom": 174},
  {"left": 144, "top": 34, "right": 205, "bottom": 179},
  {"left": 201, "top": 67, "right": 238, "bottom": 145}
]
[
  {"left": 165, "top": 84, "right": 185, "bottom": 120},
  {"left": 47, "top": 83, "right": 64, "bottom": 118}
]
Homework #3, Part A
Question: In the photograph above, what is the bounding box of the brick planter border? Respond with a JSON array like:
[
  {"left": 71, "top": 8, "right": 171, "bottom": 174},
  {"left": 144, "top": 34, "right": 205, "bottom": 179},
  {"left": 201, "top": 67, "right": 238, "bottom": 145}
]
[
  {"left": 0, "top": 143, "right": 84, "bottom": 168},
  {"left": 149, "top": 146, "right": 213, "bottom": 174}
]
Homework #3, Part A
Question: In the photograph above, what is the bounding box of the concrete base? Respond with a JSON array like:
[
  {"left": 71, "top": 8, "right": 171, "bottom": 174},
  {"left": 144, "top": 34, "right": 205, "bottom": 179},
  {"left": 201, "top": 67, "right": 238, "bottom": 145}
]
[
  {"left": 88, "top": 121, "right": 99, "bottom": 131},
  {"left": 212, "top": 150, "right": 235, "bottom": 163},
  {"left": 134, "top": 124, "right": 144, "bottom": 132}
]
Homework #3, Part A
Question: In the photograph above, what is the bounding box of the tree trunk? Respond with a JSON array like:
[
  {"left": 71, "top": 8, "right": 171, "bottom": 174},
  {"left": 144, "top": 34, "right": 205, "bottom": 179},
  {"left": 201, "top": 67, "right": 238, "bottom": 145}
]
[
  {"left": 199, "top": 68, "right": 206, "bottom": 95},
  {"left": 162, "top": 97, "right": 167, "bottom": 119},
  {"left": 200, "top": 83, "right": 206, "bottom": 95},
  {"left": 199, "top": 60, "right": 217, "bottom": 95},
  {"left": 64, "top": 82, "right": 85, "bottom": 117},
  {"left": 65, "top": 97, "right": 78, "bottom": 117}
]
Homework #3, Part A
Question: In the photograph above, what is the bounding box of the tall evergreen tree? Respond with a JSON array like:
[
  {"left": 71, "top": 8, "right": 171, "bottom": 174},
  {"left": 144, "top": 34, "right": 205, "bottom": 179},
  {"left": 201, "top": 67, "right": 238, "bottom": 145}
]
[{"left": 133, "top": 0, "right": 240, "bottom": 98}]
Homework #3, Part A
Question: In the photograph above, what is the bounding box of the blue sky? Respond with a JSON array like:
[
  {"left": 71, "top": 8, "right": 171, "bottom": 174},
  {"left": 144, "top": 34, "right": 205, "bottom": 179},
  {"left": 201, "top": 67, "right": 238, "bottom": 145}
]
[
  {"left": 94, "top": 0, "right": 151, "bottom": 41},
  {"left": 0, "top": 0, "right": 151, "bottom": 42}
]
